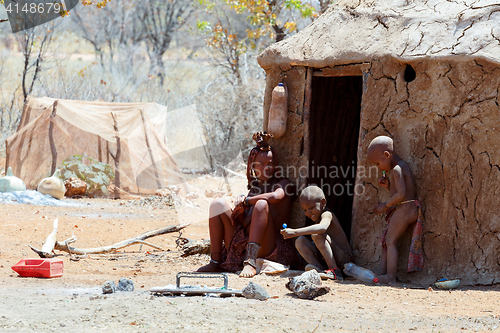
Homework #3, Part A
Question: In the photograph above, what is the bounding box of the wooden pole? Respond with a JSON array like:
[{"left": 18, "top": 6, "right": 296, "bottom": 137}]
[
  {"left": 5, "top": 140, "right": 9, "bottom": 170},
  {"left": 302, "top": 67, "right": 313, "bottom": 169},
  {"left": 106, "top": 141, "right": 110, "bottom": 165},
  {"left": 110, "top": 113, "right": 121, "bottom": 199},
  {"left": 16, "top": 97, "right": 31, "bottom": 132},
  {"left": 301, "top": 68, "right": 314, "bottom": 230},
  {"left": 49, "top": 101, "right": 58, "bottom": 175},
  {"left": 140, "top": 109, "right": 162, "bottom": 189},
  {"left": 97, "top": 136, "right": 102, "bottom": 162}
]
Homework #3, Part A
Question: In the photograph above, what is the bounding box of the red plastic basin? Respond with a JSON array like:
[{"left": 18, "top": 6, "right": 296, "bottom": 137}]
[{"left": 11, "top": 258, "right": 63, "bottom": 278}]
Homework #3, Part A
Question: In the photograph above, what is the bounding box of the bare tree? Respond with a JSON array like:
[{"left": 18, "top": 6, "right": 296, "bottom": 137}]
[
  {"left": 72, "top": 0, "right": 133, "bottom": 67},
  {"left": 114, "top": 2, "right": 143, "bottom": 70},
  {"left": 73, "top": 0, "right": 193, "bottom": 84},
  {"left": 17, "top": 23, "right": 59, "bottom": 106},
  {"left": 195, "top": 1, "right": 253, "bottom": 87},
  {"left": 72, "top": 9, "right": 106, "bottom": 66},
  {"left": 137, "top": 0, "right": 194, "bottom": 85},
  {"left": 0, "top": 49, "right": 22, "bottom": 142},
  {"left": 195, "top": 57, "right": 265, "bottom": 167}
]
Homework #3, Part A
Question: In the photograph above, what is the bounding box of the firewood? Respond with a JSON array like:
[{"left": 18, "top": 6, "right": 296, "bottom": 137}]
[
  {"left": 28, "top": 218, "right": 59, "bottom": 258},
  {"left": 29, "top": 223, "right": 189, "bottom": 257}
]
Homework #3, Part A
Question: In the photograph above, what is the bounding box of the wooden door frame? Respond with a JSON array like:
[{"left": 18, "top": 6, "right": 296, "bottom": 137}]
[{"left": 302, "top": 63, "right": 369, "bottom": 185}]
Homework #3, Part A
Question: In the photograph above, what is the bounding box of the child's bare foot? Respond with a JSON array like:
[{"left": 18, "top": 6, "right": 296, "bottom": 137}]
[
  {"left": 239, "top": 264, "right": 257, "bottom": 278},
  {"left": 197, "top": 260, "right": 224, "bottom": 272},
  {"left": 376, "top": 274, "right": 396, "bottom": 284}
]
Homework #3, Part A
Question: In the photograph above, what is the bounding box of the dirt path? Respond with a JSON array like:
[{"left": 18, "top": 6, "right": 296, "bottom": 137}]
[{"left": 1, "top": 176, "right": 500, "bottom": 332}]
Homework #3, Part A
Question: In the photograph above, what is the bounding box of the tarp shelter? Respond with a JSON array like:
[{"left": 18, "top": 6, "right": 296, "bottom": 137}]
[
  {"left": 5, "top": 96, "right": 186, "bottom": 195},
  {"left": 258, "top": 0, "right": 500, "bottom": 285}
]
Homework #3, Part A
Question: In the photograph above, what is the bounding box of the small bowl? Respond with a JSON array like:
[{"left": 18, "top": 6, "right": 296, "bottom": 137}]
[{"left": 434, "top": 279, "right": 460, "bottom": 290}]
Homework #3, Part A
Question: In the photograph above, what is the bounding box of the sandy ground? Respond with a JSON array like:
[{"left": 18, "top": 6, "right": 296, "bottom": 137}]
[{"left": 1, "top": 175, "right": 500, "bottom": 332}]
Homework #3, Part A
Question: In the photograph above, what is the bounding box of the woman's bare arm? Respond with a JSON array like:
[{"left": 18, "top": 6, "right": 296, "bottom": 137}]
[{"left": 246, "top": 179, "right": 289, "bottom": 205}]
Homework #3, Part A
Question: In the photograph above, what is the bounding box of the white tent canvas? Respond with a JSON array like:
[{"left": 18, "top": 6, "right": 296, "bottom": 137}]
[{"left": 151, "top": 104, "right": 211, "bottom": 171}]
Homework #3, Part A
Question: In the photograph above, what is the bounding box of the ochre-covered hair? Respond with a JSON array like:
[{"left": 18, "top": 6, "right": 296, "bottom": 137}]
[{"left": 246, "top": 132, "right": 279, "bottom": 190}]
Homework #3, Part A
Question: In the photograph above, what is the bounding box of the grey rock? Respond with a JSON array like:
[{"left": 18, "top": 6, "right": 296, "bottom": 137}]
[
  {"left": 102, "top": 280, "right": 116, "bottom": 294},
  {"left": 285, "top": 270, "right": 330, "bottom": 300},
  {"left": 117, "top": 278, "right": 134, "bottom": 292},
  {"left": 242, "top": 281, "right": 269, "bottom": 301}
]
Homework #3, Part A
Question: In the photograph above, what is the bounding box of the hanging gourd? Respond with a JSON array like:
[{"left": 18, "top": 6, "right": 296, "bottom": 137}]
[
  {"left": 38, "top": 169, "right": 65, "bottom": 200},
  {"left": 267, "top": 82, "right": 288, "bottom": 138},
  {"left": 0, "top": 167, "right": 26, "bottom": 192}
]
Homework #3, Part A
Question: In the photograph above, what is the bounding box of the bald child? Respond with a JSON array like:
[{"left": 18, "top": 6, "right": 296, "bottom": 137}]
[
  {"left": 280, "top": 185, "right": 353, "bottom": 281},
  {"left": 367, "top": 136, "right": 424, "bottom": 284}
]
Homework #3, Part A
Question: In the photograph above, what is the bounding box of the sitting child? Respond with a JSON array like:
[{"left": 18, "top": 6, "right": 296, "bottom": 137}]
[
  {"left": 367, "top": 136, "right": 424, "bottom": 284},
  {"left": 280, "top": 185, "right": 353, "bottom": 280}
]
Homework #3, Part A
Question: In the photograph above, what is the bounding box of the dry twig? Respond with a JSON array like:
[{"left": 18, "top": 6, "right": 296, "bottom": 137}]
[{"left": 29, "top": 222, "right": 189, "bottom": 256}]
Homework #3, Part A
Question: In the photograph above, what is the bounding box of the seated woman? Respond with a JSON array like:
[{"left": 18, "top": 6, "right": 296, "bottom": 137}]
[{"left": 197, "top": 132, "right": 296, "bottom": 278}]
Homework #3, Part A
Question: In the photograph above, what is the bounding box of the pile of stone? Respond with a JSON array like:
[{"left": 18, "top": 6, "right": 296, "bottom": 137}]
[
  {"left": 102, "top": 278, "right": 135, "bottom": 294},
  {"left": 285, "top": 270, "right": 330, "bottom": 299}
]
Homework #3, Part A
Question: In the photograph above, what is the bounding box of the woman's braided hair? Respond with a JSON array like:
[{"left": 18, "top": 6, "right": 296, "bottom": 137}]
[{"left": 246, "top": 132, "right": 279, "bottom": 190}]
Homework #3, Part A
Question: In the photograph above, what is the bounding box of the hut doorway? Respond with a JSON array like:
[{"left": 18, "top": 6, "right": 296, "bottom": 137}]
[{"left": 308, "top": 75, "right": 362, "bottom": 241}]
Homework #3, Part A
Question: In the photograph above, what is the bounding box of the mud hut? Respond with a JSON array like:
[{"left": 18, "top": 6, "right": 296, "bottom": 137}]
[{"left": 258, "top": 0, "right": 500, "bottom": 285}]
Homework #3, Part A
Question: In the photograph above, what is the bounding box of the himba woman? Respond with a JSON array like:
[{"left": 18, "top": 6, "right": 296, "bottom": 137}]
[{"left": 197, "top": 132, "right": 296, "bottom": 278}]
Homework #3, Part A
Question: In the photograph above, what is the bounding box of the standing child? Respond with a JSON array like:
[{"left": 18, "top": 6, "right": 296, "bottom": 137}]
[
  {"left": 367, "top": 136, "right": 424, "bottom": 284},
  {"left": 281, "top": 185, "right": 353, "bottom": 280}
]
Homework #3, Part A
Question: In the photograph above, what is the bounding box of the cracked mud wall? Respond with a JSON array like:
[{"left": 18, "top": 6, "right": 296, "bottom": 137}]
[
  {"left": 263, "top": 67, "right": 308, "bottom": 229},
  {"left": 262, "top": 55, "right": 500, "bottom": 285},
  {"left": 256, "top": 0, "right": 500, "bottom": 284},
  {"left": 352, "top": 56, "right": 500, "bottom": 285}
]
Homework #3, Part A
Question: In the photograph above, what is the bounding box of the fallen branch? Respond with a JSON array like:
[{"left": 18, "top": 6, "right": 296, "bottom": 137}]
[
  {"left": 135, "top": 240, "right": 163, "bottom": 251},
  {"left": 28, "top": 218, "right": 59, "bottom": 258},
  {"left": 29, "top": 234, "right": 76, "bottom": 258},
  {"left": 30, "top": 223, "right": 189, "bottom": 256},
  {"left": 54, "top": 224, "right": 189, "bottom": 255},
  {"left": 65, "top": 237, "right": 78, "bottom": 261}
]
